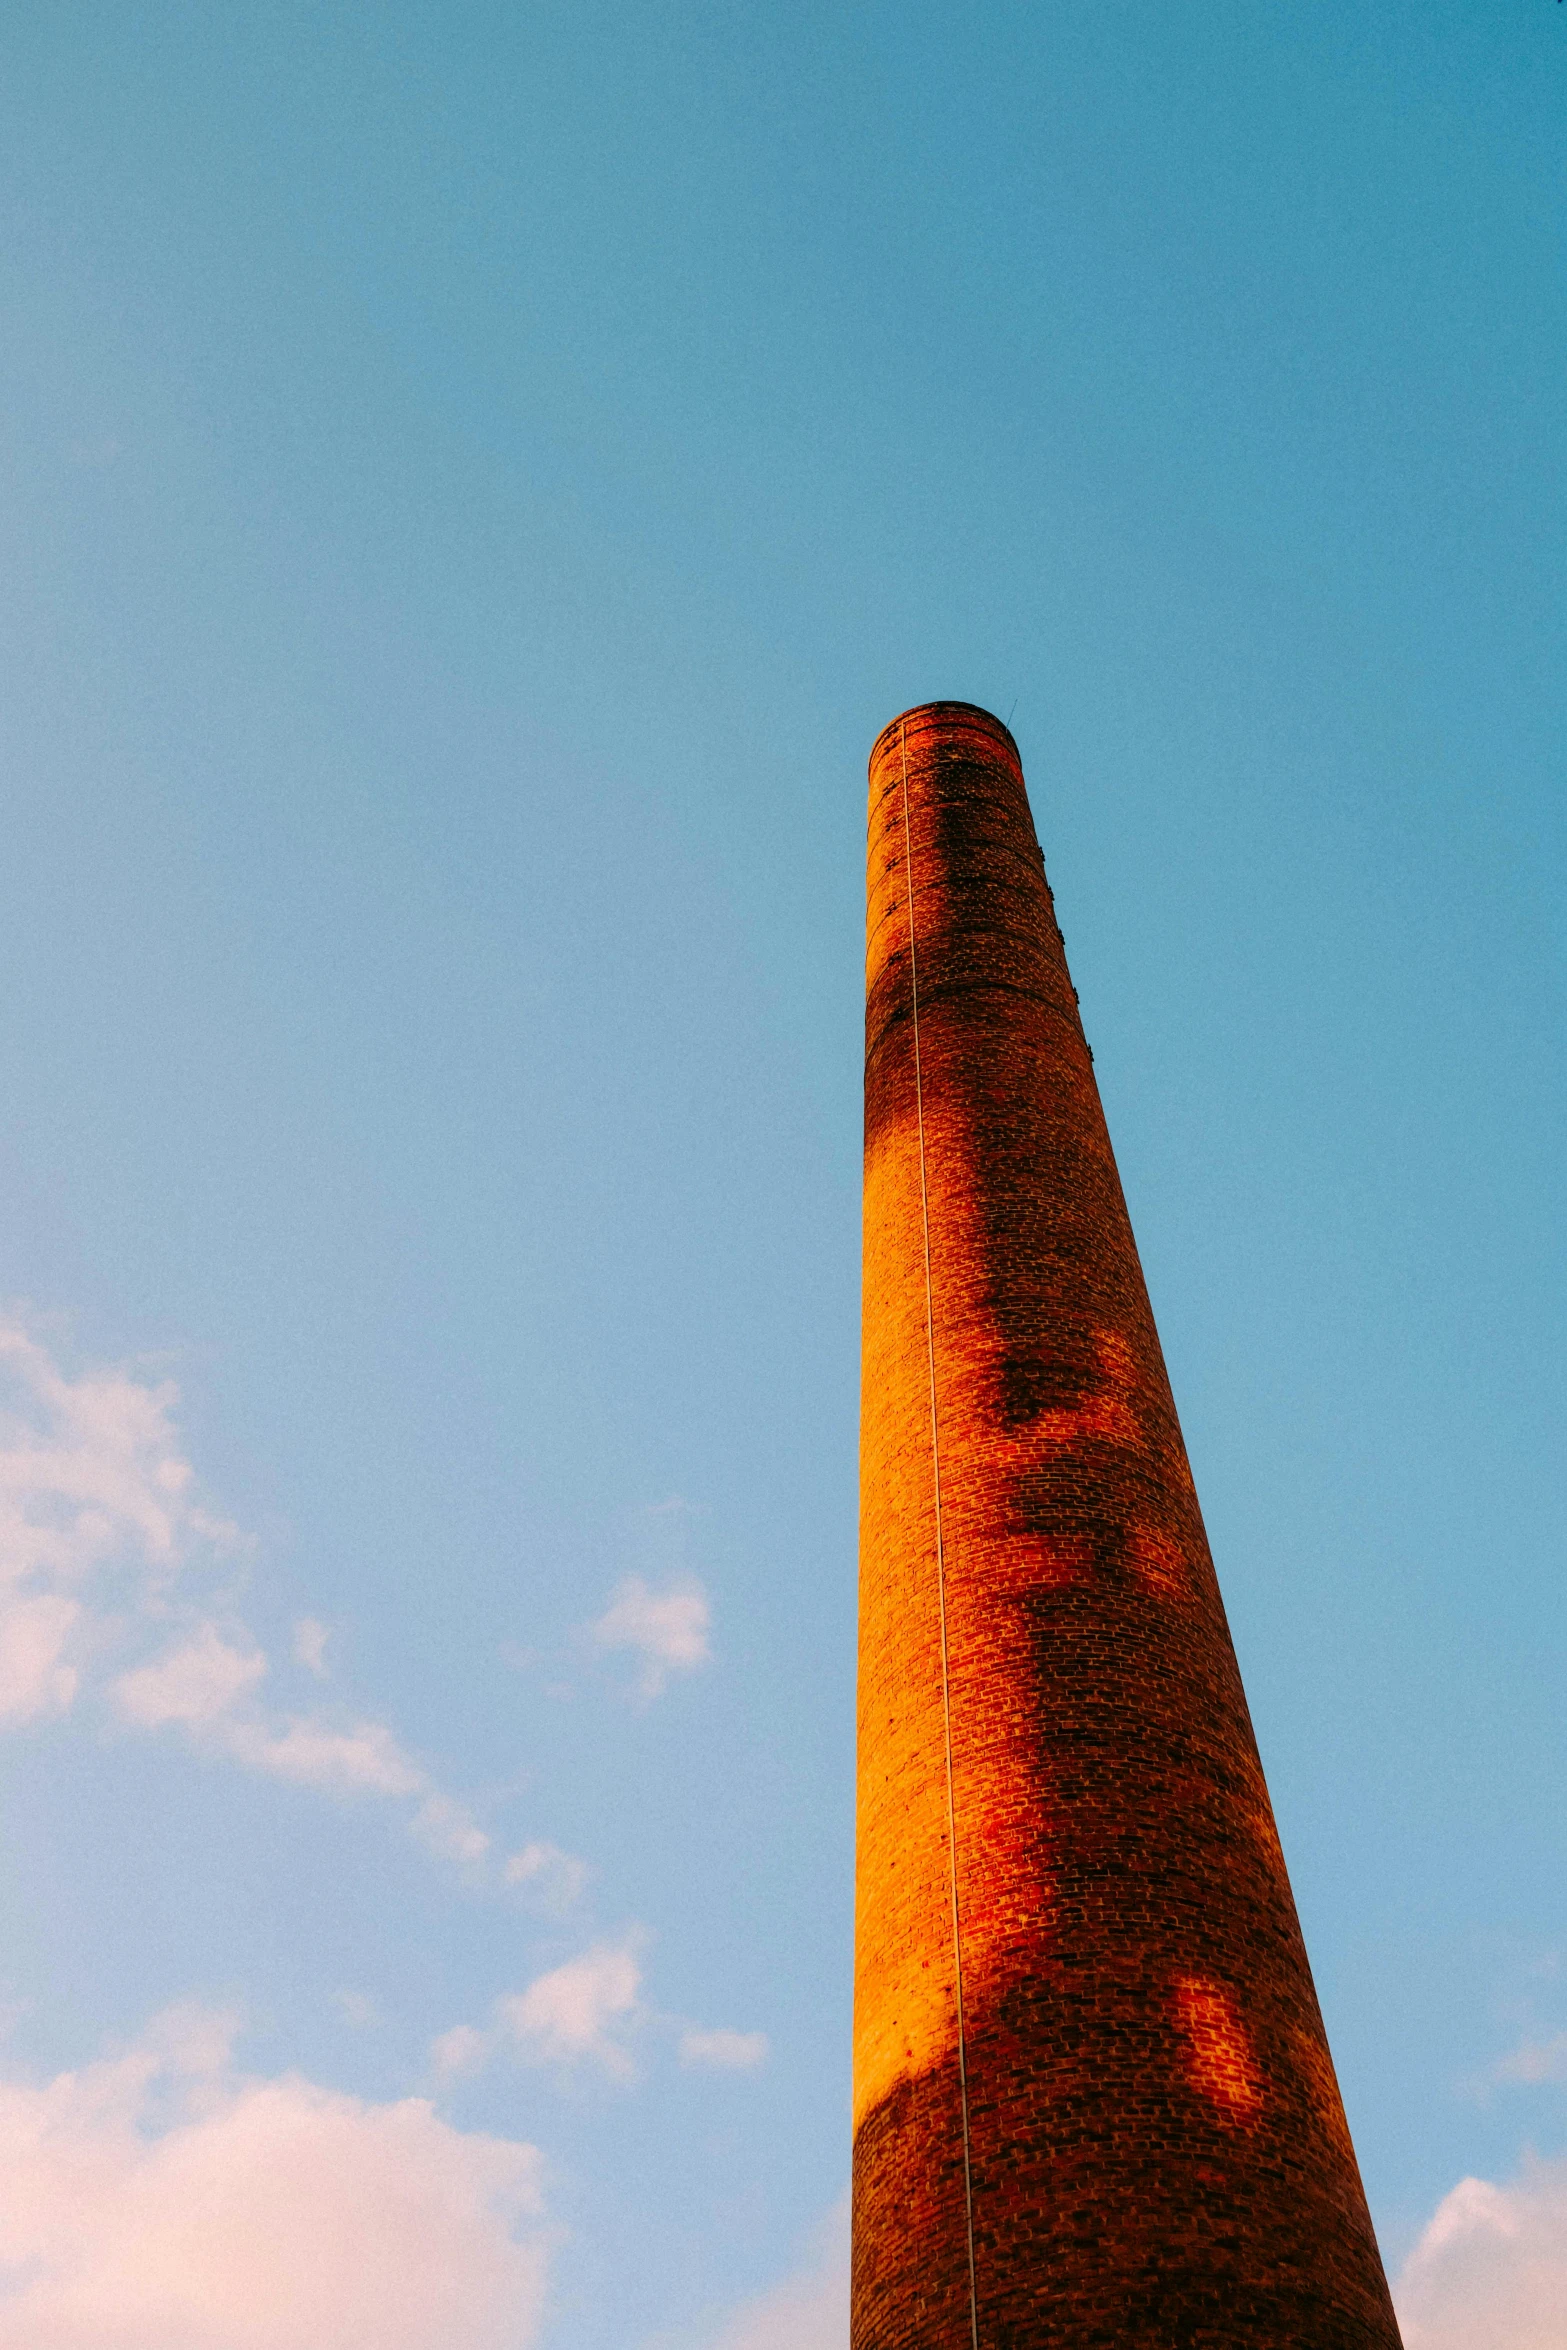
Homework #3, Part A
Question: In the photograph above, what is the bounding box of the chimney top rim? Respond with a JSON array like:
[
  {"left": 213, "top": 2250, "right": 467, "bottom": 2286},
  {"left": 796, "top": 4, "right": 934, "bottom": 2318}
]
[{"left": 869, "top": 701, "right": 1021, "bottom": 770}]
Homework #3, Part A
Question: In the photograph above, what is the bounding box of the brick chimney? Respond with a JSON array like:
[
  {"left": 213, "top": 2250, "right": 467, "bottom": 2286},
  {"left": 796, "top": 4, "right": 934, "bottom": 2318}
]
[{"left": 855, "top": 702, "right": 1401, "bottom": 2347}]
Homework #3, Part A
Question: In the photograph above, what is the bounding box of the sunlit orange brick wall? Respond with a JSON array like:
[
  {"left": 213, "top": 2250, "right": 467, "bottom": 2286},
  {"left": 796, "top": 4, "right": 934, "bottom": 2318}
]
[{"left": 853, "top": 702, "right": 1402, "bottom": 2348}]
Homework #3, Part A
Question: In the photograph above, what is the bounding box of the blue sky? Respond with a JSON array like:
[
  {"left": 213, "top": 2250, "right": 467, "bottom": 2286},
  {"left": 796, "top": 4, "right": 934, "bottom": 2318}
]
[{"left": 0, "top": 5, "right": 1562, "bottom": 2345}]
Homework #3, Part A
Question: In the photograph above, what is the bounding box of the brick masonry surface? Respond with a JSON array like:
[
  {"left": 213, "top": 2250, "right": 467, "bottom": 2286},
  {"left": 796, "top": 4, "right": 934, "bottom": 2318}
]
[{"left": 854, "top": 703, "right": 1403, "bottom": 2349}]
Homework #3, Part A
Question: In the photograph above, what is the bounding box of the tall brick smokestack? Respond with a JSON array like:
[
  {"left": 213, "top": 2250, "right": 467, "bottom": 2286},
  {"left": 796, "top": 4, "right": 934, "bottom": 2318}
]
[{"left": 855, "top": 703, "right": 1401, "bottom": 2348}]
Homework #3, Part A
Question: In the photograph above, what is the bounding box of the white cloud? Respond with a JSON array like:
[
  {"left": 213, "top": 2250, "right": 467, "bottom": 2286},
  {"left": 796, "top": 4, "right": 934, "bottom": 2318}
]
[
  {"left": 0, "top": 1593, "right": 80, "bottom": 1722},
  {"left": 706, "top": 2196, "right": 849, "bottom": 2350},
  {"left": 430, "top": 2026, "right": 489, "bottom": 2082},
  {"left": 0, "top": 1320, "right": 236, "bottom": 1593},
  {"left": 0, "top": 1323, "right": 510, "bottom": 1868},
  {"left": 436, "top": 1950, "right": 759, "bottom": 2094},
  {"left": 293, "top": 1617, "right": 330, "bottom": 1677},
  {"left": 413, "top": 1795, "right": 492, "bottom": 1867},
  {"left": 0, "top": 1320, "right": 239, "bottom": 1723},
  {"left": 0, "top": 2007, "right": 549, "bottom": 2350},
  {"left": 497, "top": 1943, "right": 644, "bottom": 2079},
  {"left": 504, "top": 1841, "right": 590, "bottom": 1915},
  {"left": 141, "top": 1998, "right": 246, "bottom": 2079},
  {"left": 679, "top": 2028, "right": 768, "bottom": 2073},
  {"left": 225, "top": 1715, "right": 429, "bottom": 1799},
  {"left": 115, "top": 1627, "right": 440, "bottom": 1805},
  {"left": 113, "top": 1622, "right": 434, "bottom": 1805},
  {"left": 590, "top": 1574, "right": 711, "bottom": 1699},
  {"left": 1397, "top": 2157, "right": 1567, "bottom": 2349},
  {"left": 433, "top": 1937, "right": 668, "bottom": 2088},
  {"left": 1490, "top": 2033, "right": 1567, "bottom": 2089},
  {"left": 114, "top": 1625, "right": 267, "bottom": 1729}
]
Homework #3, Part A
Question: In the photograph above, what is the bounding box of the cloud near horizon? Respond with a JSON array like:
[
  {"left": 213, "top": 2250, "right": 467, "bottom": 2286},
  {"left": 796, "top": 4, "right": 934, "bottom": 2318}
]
[
  {"left": 694, "top": 2162, "right": 1567, "bottom": 2350},
  {"left": 0, "top": 2005, "right": 550, "bottom": 2350},
  {"left": 705, "top": 2196, "right": 849, "bottom": 2350},
  {"left": 1395, "top": 2155, "right": 1567, "bottom": 2348}
]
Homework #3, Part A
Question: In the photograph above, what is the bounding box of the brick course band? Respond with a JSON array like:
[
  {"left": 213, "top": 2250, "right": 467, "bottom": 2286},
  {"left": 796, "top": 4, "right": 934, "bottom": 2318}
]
[{"left": 853, "top": 702, "right": 1402, "bottom": 2348}]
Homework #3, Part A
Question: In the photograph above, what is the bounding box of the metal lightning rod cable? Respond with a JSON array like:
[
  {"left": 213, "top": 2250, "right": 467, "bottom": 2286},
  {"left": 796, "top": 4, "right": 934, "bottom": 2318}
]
[{"left": 899, "top": 717, "right": 981, "bottom": 2350}]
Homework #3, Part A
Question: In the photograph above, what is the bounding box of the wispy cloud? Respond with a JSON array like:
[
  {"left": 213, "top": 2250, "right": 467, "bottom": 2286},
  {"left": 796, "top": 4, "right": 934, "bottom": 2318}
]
[
  {"left": 0, "top": 2005, "right": 549, "bottom": 2350},
  {"left": 0, "top": 1320, "right": 237, "bottom": 1571},
  {"left": 0, "top": 1317, "right": 239, "bottom": 1724},
  {"left": 0, "top": 1593, "right": 81, "bottom": 1723},
  {"left": 413, "top": 1794, "right": 493, "bottom": 1866},
  {"left": 0, "top": 1319, "right": 511, "bottom": 1876},
  {"left": 430, "top": 1943, "right": 646, "bottom": 2085},
  {"left": 1487, "top": 2031, "right": 1567, "bottom": 2089},
  {"left": 1397, "top": 2157, "right": 1567, "bottom": 2348},
  {"left": 433, "top": 1947, "right": 767, "bottom": 2095},
  {"left": 504, "top": 1840, "right": 590, "bottom": 1915},
  {"left": 293, "top": 1617, "right": 330, "bottom": 1677},
  {"left": 679, "top": 2027, "right": 768, "bottom": 2072},
  {"left": 110, "top": 1622, "right": 432, "bottom": 1799},
  {"left": 703, "top": 2195, "right": 849, "bottom": 2350},
  {"left": 114, "top": 1623, "right": 267, "bottom": 1728},
  {"left": 590, "top": 1574, "right": 711, "bottom": 1699},
  {"left": 431, "top": 2024, "right": 491, "bottom": 2083},
  {"left": 233, "top": 1714, "right": 430, "bottom": 1798},
  {"left": 498, "top": 1942, "right": 645, "bottom": 2079}
]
